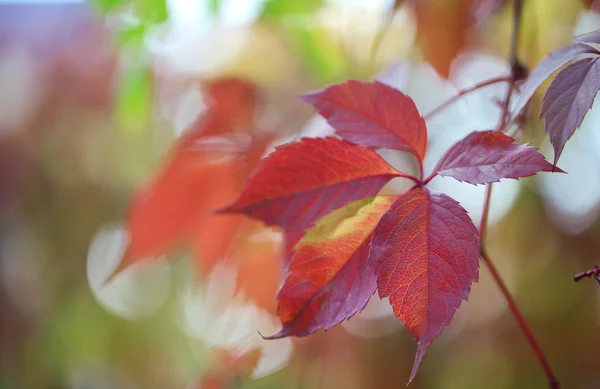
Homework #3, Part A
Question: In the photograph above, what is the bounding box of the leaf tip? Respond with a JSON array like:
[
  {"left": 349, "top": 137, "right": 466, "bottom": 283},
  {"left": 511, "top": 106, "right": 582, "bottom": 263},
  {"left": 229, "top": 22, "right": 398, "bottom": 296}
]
[
  {"left": 260, "top": 327, "right": 292, "bottom": 340},
  {"left": 408, "top": 339, "right": 432, "bottom": 385},
  {"left": 102, "top": 246, "right": 134, "bottom": 286},
  {"left": 299, "top": 91, "right": 318, "bottom": 105}
]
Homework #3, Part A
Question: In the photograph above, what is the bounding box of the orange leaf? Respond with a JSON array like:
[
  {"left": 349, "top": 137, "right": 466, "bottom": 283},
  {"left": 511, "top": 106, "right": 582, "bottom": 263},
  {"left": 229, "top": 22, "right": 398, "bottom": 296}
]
[
  {"left": 414, "top": 0, "right": 473, "bottom": 78},
  {"left": 266, "top": 196, "right": 397, "bottom": 338}
]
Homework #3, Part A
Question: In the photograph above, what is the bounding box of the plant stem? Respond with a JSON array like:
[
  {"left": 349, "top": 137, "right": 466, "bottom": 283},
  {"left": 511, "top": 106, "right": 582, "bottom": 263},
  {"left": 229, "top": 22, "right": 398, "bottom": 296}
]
[
  {"left": 477, "top": 1, "right": 560, "bottom": 388},
  {"left": 423, "top": 76, "right": 512, "bottom": 121},
  {"left": 480, "top": 248, "right": 560, "bottom": 389},
  {"left": 573, "top": 265, "right": 600, "bottom": 283}
]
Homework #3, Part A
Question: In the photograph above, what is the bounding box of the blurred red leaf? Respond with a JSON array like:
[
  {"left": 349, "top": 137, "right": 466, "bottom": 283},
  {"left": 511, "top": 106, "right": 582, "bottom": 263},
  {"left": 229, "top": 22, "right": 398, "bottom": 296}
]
[
  {"left": 541, "top": 57, "right": 600, "bottom": 165},
  {"left": 184, "top": 77, "right": 259, "bottom": 141},
  {"left": 222, "top": 137, "right": 412, "bottom": 231},
  {"left": 265, "top": 196, "right": 397, "bottom": 339},
  {"left": 431, "top": 130, "right": 559, "bottom": 184},
  {"left": 223, "top": 219, "right": 284, "bottom": 313},
  {"left": 302, "top": 81, "right": 427, "bottom": 163},
  {"left": 114, "top": 135, "right": 250, "bottom": 279},
  {"left": 369, "top": 187, "right": 479, "bottom": 383},
  {"left": 109, "top": 77, "right": 274, "bottom": 281},
  {"left": 194, "top": 348, "right": 262, "bottom": 389},
  {"left": 414, "top": 0, "right": 473, "bottom": 78}
]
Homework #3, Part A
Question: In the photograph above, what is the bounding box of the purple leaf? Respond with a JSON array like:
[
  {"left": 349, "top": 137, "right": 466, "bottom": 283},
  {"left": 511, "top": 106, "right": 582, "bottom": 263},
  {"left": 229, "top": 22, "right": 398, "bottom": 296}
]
[
  {"left": 574, "top": 29, "right": 600, "bottom": 46},
  {"left": 511, "top": 43, "right": 597, "bottom": 120},
  {"left": 541, "top": 57, "right": 600, "bottom": 164},
  {"left": 431, "top": 130, "right": 560, "bottom": 185}
]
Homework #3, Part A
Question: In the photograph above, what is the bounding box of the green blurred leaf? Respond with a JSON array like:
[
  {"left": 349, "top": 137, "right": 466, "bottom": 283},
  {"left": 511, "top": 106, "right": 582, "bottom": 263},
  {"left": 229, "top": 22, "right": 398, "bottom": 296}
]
[
  {"left": 262, "top": 0, "right": 322, "bottom": 18},
  {"left": 291, "top": 27, "right": 348, "bottom": 84},
  {"left": 94, "top": 0, "right": 127, "bottom": 12},
  {"left": 208, "top": 0, "right": 222, "bottom": 15},
  {"left": 135, "top": 0, "right": 168, "bottom": 23},
  {"left": 117, "top": 23, "right": 147, "bottom": 49},
  {"left": 116, "top": 66, "right": 153, "bottom": 133}
]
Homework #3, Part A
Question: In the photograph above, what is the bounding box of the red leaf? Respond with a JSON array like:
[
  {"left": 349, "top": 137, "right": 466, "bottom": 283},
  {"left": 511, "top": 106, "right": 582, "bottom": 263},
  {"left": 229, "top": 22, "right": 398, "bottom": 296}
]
[
  {"left": 111, "top": 132, "right": 272, "bottom": 281},
  {"left": 265, "top": 196, "right": 397, "bottom": 339},
  {"left": 541, "top": 57, "right": 600, "bottom": 164},
  {"left": 302, "top": 81, "right": 428, "bottom": 163},
  {"left": 369, "top": 187, "right": 480, "bottom": 384},
  {"left": 431, "top": 130, "right": 560, "bottom": 184},
  {"left": 185, "top": 77, "right": 259, "bottom": 140},
  {"left": 193, "top": 348, "right": 262, "bottom": 389},
  {"left": 222, "top": 137, "right": 411, "bottom": 231},
  {"left": 122, "top": 138, "right": 243, "bottom": 266},
  {"left": 224, "top": 220, "right": 284, "bottom": 313},
  {"left": 414, "top": 0, "right": 472, "bottom": 78},
  {"left": 511, "top": 43, "right": 597, "bottom": 120}
]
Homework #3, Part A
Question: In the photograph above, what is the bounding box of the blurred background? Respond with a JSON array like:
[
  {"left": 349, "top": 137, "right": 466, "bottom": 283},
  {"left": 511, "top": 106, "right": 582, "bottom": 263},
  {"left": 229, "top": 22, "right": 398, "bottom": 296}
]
[{"left": 1, "top": 0, "right": 600, "bottom": 388}]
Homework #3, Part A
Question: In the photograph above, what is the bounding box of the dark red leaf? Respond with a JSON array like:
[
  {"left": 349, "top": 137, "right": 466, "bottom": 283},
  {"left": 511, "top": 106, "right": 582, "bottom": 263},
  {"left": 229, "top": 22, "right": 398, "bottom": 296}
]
[
  {"left": 264, "top": 196, "right": 397, "bottom": 339},
  {"left": 431, "top": 130, "right": 560, "bottom": 184},
  {"left": 541, "top": 57, "right": 600, "bottom": 164},
  {"left": 511, "top": 43, "right": 597, "bottom": 120},
  {"left": 302, "top": 81, "right": 428, "bottom": 163},
  {"left": 222, "top": 137, "right": 412, "bottom": 231},
  {"left": 369, "top": 187, "right": 480, "bottom": 384}
]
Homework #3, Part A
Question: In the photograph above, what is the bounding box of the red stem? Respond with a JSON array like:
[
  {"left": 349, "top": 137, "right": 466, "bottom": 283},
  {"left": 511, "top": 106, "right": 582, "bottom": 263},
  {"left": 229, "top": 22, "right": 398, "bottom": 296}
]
[
  {"left": 480, "top": 248, "right": 560, "bottom": 389},
  {"left": 479, "top": 187, "right": 559, "bottom": 389},
  {"left": 475, "top": 1, "right": 559, "bottom": 388},
  {"left": 573, "top": 265, "right": 600, "bottom": 283},
  {"left": 423, "top": 76, "right": 512, "bottom": 121}
]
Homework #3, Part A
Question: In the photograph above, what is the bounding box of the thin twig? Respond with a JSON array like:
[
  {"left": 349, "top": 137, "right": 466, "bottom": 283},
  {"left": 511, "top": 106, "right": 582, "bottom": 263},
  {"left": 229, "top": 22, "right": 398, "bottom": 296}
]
[
  {"left": 477, "top": 1, "right": 560, "bottom": 388},
  {"left": 480, "top": 248, "right": 560, "bottom": 389},
  {"left": 423, "top": 76, "right": 512, "bottom": 121},
  {"left": 573, "top": 265, "right": 600, "bottom": 283}
]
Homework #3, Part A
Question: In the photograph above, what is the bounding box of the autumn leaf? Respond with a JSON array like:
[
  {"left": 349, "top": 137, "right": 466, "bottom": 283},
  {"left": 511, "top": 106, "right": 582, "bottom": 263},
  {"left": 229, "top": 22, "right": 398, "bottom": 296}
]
[
  {"left": 193, "top": 348, "right": 262, "bottom": 389},
  {"left": 302, "top": 81, "right": 428, "bottom": 163},
  {"left": 264, "top": 196, "right": 397, "bottom": 339},
  {"left": 431, "top": 130, "right": 559, "bottom": 184},
  {"left": 181, "top": 77, "right": 260, "bottom": 143},
  {"left": 221, "top": 137, "right": 413, "bottom": 231},
  {"left": 511, "top": 43, "right": 597, "bottom": 120},
  {"left": 541, "top": 57, "right": 600, "bottom": 165},
  {"left": 110, "top": 131, "right": 273, "bottom": 281},
  {"left": 414, "top": 0, "right": 472, "bottom": 78},
  {"left": 224, "top": 220, "right": 285, "bottom": 313},
  {"left": 369, "top": 187, "right": 480, "bottom": 383},
  {"left": 120, "top": 137, "right": 244, "bottom": 269}
]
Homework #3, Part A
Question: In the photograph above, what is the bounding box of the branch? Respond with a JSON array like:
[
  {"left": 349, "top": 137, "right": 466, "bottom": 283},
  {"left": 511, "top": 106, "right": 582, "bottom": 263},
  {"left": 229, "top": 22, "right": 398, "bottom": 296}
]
[
  {"left": 480, "top": 248, "right": 560, "bottom": 389},
  {"left": 573, "top": 265, "right": 600, "bottom": 283},
  {"left": 423, "top": 76, "right": 512, "bottom": 121},
  {"left": 477, "top": 1, "right": 560, "bottom": 389}
]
